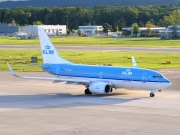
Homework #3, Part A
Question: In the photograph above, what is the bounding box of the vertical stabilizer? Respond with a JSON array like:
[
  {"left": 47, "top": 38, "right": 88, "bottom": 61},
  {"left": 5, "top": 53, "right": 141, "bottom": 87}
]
[{"left": 38, "top": 27, "right": 72, "bottom": 64}]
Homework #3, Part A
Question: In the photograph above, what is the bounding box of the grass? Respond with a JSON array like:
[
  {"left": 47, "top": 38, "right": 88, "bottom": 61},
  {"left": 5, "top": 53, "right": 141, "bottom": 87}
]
[
  {"left": 0, "top": 36, "right": 38, "bottom": 45},
  {"left": 0, "top": 36, "right": 180, "bottom": 48},
  {"left": 1, "top": 50, "right": 180, "bottom": 71}
]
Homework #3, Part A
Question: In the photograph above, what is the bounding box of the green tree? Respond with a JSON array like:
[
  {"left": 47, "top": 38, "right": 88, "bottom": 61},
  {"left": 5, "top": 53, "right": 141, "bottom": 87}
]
[
  {"left": 116, "top": 18, "right": 126, "bottom": 31},
  {"left": 158, "top": 19, "right": 164, "bottom": 26},
  {"left": 67, "top": 29, "right": 71, "bottom": 36},
  {"left": 146, "top": 28, "right": 152, "bottom": 37},
  {"left": 71, "top": 29, "right": 75, "bottom": 34},
  {"left": 33, "top": 21, "right": 43, "bottom": 25},
  {"left": 123, "top": 8, "right": 138, "bottom": 26},
  {"left": 132, "top": 23, "right": 140, "bottom": 37},
  {"left": 138, "top": 21, "right": 144, "bottom": 27},
  {"left": 0, "top": 6, "right": 179, "bottom": 29},
  {"left": 11, "top": 19, "right": 16, "bottom": 25},
  {"left": 164, "top": 9, "right": 180, "bottom": 25},
  {"left": 127, "top": 30, "right": 131, "bottom": 36},
  {"left": 146, "top": 21, "right": 155, "bottom": 28},
  {"left": 112, "top": 22, "right": 118, "bottom": 32},
  {"left": 138, "top": 12, "right": 150, "bottom": 25},
  {"left": 102, "top": 23, "right": 112, "bottom": 35},
  {"left": 77, "top": 29, "right": 82, "bottom": 36},
  {"left": 95, "top": 29, "right": 98, "bottom": 35}
]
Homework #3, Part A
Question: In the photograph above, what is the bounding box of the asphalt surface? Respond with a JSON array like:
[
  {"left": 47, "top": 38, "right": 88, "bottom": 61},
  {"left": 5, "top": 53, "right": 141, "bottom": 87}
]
[
  {"left": 1, "top": 45, "right": 180, "bottom": 53},
  {"left": 0, "top": 44, "right": 180, "bottom": 134},
  {"left": 0, "top": 69, "right": 179, "bottom": 135}
]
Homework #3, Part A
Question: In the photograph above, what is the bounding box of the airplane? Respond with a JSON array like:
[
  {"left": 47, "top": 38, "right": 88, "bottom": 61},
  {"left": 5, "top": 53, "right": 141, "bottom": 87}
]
[{"left": 7, "top": 27, "right": 172, "bottom": 97}]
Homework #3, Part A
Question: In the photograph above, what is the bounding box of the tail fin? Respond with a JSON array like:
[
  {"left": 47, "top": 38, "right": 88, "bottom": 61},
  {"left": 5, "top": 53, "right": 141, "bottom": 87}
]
[{"left": 38, "top": 27, "right": 72, "bottom": 64}]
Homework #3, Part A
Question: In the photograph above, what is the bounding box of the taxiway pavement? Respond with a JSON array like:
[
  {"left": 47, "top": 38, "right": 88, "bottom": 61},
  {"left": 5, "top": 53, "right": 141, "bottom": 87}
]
[
  {"left": 1, "top": 45, "right": 180, "bottom": 53},
  {"left": 0, "top": 70, "right": 179, "bottom": 135}
]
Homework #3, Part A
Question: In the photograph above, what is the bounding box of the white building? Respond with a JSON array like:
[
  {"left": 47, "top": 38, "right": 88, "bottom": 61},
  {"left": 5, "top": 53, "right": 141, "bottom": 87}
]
[
  {"left": 19, "top": 25, "right": 67, "bottom": 36},
  {"left": 122, "top": 27, "right": 166, "bottom": 37},
  {"left": 122, "top": 27, "right": 134, "bottom": 36},
  {"left": 79, "top": 26, "right": 103, "bottom": 35},
  {"left": 160, "top": 26, "right": 180, "bottom": 39},
  {"left": 139, "top": 27, "right": 166, "bottom": 37}
]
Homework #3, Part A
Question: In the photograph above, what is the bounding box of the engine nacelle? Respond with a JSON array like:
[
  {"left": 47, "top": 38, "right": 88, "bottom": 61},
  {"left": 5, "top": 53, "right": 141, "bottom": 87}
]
[{"left": 89, "top": 83, "right": 111, "bottom": 94}]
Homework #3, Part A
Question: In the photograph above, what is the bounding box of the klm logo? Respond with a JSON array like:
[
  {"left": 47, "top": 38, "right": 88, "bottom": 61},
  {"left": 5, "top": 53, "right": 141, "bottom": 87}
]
[
  {"left": 42, "top": 44, "right": 54, "bottom": 55},
  {"left": 122, "top": 69, "right": 132, "bottom": 76},
  {"left": 95, "top": 86, "right": 100, "bottom": 90}
]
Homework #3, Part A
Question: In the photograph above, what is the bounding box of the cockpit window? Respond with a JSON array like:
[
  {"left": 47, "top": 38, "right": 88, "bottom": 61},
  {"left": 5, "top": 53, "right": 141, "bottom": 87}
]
[{"left": 153, "top": 76, "right": 163, "bottom": 78}]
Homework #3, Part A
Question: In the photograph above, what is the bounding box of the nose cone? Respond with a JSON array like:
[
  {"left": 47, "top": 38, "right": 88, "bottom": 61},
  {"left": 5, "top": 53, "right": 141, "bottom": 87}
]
[{"left": 164, "top": 78, "right": 172, "bottom": 88}]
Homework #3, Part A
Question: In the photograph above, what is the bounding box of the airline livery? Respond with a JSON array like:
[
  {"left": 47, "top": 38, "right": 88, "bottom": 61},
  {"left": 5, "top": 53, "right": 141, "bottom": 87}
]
[{"left": 7, "top": 27, "right": 172, "bottom": 97}]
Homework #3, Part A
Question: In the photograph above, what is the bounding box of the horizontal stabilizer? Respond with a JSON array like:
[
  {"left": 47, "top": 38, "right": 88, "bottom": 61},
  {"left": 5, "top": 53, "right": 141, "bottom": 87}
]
[{"left": 132, "top": 56, "right": 138, "bottom": 68}]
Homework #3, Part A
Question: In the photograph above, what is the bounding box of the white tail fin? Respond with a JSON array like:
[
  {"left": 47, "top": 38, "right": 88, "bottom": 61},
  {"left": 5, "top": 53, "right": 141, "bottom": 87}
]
[
  {"left": 38, "top": 27, "right": 72, "bottom": 64},
  {"left": 132, "top": 56, "right": 138, "bottom": 68}
]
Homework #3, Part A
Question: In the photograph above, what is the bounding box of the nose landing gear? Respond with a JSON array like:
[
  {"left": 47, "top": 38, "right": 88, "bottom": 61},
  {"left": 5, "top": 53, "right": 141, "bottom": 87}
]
[{"left": 150, "top": 90, "right": 161, "bottom": 97}]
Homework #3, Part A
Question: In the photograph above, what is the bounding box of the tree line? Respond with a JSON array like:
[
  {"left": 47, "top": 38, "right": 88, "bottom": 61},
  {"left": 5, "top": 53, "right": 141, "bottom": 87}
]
[{"left": 0, "top": 5, "right": 180, "bottom": 31}]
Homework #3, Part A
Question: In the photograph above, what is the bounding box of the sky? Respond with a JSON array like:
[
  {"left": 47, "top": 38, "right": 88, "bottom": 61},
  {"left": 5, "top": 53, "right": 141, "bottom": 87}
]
[{"left": 0, "top": 0, "right": 27, "bottom": 2}]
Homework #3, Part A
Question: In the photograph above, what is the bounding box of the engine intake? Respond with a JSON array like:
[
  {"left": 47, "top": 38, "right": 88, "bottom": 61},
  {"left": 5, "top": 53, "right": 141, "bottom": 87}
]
[{"left": 89, "top": 83, "right": 111, "bottom": 94}]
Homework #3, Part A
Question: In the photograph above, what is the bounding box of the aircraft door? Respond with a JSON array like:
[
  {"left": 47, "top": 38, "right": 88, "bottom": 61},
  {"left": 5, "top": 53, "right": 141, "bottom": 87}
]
[
  {"left": 99, "top": 72, "right": 103, "bottom": 79},
  {"left": 142, "top": 72, "right": 148, "bottom": 83}
]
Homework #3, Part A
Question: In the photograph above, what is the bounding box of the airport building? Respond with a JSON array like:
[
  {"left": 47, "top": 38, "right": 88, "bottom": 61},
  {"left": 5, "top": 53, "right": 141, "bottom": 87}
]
[
  {"left": 21, "top": 25, "right": 67, "bottom": 36},
  {"left": 0, "top": 23, "right": 19, "bottom": 36},
  {"left": 79, "top": 26, "right": 103, "bottom": 36},
  {"left": 122, "top": 27, "right": 166, "bottom": 37},
  {"left": 0, "top": 24, "right": 67, "bottom": 36},
  {"left": 160, "top": 26, "right": 180, "bottom": 39}
]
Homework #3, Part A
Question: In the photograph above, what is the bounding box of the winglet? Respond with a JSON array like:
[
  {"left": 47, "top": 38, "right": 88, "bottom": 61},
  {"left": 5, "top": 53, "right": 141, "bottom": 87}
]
[
  {"left": 132, "top": 56, "right": 138, "bottom": 68},
  {"left": 7, "top": 63, "right": 19, "bottom": 77}
]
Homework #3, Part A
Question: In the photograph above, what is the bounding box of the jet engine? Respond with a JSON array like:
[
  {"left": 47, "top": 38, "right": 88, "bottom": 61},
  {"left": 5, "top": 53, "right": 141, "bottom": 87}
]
[{"left": 89, "top": 83, "right": 111, "bottom": 94}]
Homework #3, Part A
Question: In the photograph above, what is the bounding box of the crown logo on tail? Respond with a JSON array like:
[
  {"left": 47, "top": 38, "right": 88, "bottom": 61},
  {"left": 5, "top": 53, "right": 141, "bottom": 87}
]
[{"left": 45, "top": 44, "right": 51, "bottom": 49}]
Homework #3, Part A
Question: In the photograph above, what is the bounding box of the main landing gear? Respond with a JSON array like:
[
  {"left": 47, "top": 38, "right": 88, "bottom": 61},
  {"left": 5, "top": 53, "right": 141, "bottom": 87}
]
[
  {"left": 150, "top": 90, "right": 161, "bottom": 97},
  {"left": 150, "top": 93, "right": 155, "bottom": 97},
  {"left": 84, "top": 88, "right": 92, "bottom": 95},
  {"left": 110, "top": 88, "right": 113, "bottom": 92}
]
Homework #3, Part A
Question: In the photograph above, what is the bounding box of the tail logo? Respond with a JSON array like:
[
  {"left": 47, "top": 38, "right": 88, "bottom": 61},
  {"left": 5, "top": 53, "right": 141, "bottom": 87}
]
[
  {"left": 45, "top": 45, "right": 51, "bottom": 49},
  {"left": 42, "top": 44, "right": 54, "bottom": 55}
]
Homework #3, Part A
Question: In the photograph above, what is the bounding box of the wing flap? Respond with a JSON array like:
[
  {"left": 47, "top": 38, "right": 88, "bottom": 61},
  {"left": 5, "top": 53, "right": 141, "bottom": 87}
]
[{"left": 20, "top": 76, "right": 91, "bottom": 84}]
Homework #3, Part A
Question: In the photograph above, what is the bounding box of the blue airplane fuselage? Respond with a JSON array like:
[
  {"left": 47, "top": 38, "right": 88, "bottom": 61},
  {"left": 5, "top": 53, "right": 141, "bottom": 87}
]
[{"left": 42, "top": 63, "right": 170, "bottom": 84}]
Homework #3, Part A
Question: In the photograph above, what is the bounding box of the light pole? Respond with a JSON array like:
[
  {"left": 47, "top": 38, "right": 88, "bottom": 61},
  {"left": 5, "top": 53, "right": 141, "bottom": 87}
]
[{"left": 86, "top": 23, "right": 87, "bottom": 36}]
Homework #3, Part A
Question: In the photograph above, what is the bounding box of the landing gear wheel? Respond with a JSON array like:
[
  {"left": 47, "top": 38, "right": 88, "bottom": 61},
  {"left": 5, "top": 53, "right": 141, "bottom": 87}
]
[
  {"left": 150, "top": 93, "right": 155, "bottom": 97},
  {"left": 84, "top": 89, "right": 92, "bottom": 95},
  {"left": 110, "top": 88, "right": 113, "bottom": 92}
]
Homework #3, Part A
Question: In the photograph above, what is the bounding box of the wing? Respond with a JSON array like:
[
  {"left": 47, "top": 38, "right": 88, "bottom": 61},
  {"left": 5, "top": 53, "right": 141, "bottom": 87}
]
[{"left": 7, "top": 63, "right": 90, "bottom": 85}]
